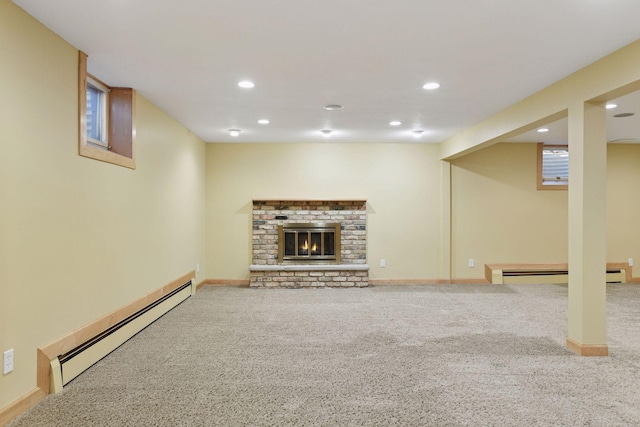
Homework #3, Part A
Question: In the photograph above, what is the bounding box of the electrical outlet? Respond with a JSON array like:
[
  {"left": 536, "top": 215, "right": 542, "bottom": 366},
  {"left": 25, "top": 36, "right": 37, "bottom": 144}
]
[
  {"left": 380, "top": 259, "right": 386, "bottom": 268},
  {"left": 196, "top": 263, "right": 200, "bottom": 273},
  {"left": 629, "top": 258, "right": 634, "bottom": 267},
  {"left": 4, "top": 349, "right": 14, "bottom": 375},
  {"left": 468, "top": 258, "right": 475, "bottom": 268}
]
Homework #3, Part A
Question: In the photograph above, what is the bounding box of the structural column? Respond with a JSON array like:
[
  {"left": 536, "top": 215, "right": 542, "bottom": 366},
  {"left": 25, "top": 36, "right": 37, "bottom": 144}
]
[
  {"left": 566, "top": 101, "right": 608, "bottom": 356},
  {"left": 440, "top": 160, "right": 452, "bottom": 283}
]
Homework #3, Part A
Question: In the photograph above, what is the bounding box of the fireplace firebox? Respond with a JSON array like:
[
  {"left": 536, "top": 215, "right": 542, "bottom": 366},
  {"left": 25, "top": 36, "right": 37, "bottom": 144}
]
[{"left": 277, "top": 223, "right": 341, "bottom": 264}]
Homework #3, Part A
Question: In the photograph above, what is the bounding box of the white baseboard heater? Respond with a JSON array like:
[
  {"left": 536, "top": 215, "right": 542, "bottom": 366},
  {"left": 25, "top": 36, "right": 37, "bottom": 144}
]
[
  {"left": 50, "top": 280, "right": 192, "bottom": 392},
  {"left": 501, "top": 269, "right": 625, "bottom": 285},
  {"left": 487, "top": 264, "right": 627, "bottom": 285}
]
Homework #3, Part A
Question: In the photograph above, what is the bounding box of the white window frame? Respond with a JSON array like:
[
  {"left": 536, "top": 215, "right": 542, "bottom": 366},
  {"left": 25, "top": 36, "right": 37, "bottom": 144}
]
[{"left": 85, "top": 75, "right": 110, "bottom": 149}]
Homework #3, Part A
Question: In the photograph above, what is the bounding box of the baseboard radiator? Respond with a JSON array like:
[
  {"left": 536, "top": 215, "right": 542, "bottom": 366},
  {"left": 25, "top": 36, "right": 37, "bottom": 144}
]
[
  {"left": 487, "top": 264, "right": 627, "bottom": 285},
  {"left": 50, "top": 280, "right": 192, "bottom": 392},
  {"left": 503, "top": 269, "right": 625, "bottom": 285}
]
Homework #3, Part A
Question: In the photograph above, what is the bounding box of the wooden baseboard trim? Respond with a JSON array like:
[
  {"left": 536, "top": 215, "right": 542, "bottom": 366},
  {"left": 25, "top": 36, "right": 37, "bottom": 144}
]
[
  {"left": 198, "top": 279, "right": 250, "bottom": 290},
  {"left": 368, "top": 279, "right": 489, "bottom": 285},
  {"left": 450, "top": 278, "right": 491, "bottom": 284},
  {"left": 37, "top": 270, "right": 195, "bottom": 396},
  {"left": 369, "top": 279, "right": 446, "bottom": 285},
  {"left": 0, "top": 388, "right": 47, "bottom": 426},
  {"left": 566, "top": 338, "right": 609, "bottom": 356}
]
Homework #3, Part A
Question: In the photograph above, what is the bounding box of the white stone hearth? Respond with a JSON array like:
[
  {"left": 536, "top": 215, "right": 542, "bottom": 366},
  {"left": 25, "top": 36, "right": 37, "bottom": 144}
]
[{"left": 250, "top": 264, "right": 369, "bottom": 272}]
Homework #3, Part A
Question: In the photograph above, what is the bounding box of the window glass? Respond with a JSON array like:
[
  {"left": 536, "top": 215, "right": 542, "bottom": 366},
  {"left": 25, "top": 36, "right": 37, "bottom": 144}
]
[
  {"left": 86, "top": 83, "right": 106, "bottom": 144},
  {"left": 541, "top": 147, "right": 569, "bottom": 186},
  {"left": 538, "top": 143, "right": 568, "bottom": 190}
]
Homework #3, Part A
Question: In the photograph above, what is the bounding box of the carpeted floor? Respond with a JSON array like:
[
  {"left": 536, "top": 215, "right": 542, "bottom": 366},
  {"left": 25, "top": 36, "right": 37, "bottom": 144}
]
[{"left": 9, "top": 283, "right": 640, "bottom": 426}]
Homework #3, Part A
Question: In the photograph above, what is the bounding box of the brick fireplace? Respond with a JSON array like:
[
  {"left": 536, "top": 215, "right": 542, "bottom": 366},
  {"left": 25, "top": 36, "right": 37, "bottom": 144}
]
[{"left": 249, "top": 200, "right": 369, "bottom": 288}]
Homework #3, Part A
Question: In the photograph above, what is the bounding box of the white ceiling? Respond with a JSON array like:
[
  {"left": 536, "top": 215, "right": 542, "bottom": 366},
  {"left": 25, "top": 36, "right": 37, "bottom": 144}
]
[
  {"left": 13, "top": 0, "right": 640, "bottom": 144},
  {"left": 505, "top": 90, "right": 640, "bottom": 145}
]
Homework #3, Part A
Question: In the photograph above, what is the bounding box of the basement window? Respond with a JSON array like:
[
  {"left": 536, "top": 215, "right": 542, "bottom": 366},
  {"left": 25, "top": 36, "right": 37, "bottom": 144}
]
[
  {"left": 79, "top": 52, "right": 136, "bottom": 169},
  {"left": 86, "top": 76, "right": 109, "bottom": 148},
  {"left": 537, "top": 143, "right": 568, "bottom": 190}
]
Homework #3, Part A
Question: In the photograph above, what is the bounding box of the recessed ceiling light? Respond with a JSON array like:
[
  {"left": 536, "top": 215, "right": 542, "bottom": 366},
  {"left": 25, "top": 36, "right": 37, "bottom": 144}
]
[
  {"left": 238, "top": 81, "right": 255, "bottom": 89},
  {"left": 323, "top": 104, "right": 344, "bottom": 111},
  {"left": 422, "top": 82, "right": 440, "bottom": 90},
  {"left": 537, "top": 128, "right": 549, "bottom": 133},
  {"left": 614, "top": 112, "right": 635, "bottom": 118},
  {"left": 320, "top": 129, "right": 333, "bottom": 137},
  {"left": 606, "top": 103, "right": 618, "bottom": 110},
  {"left": 258, "top": 119, "right": 270, "bottom": 125},
  {"left": 229, "top": 129, "right": 241, "bottom": 137},
  {"left": 389, "top": 121, "right": 402, "bottom": 126},
  {"left": 412, "top": 130, "right": 425, "bottom": 136}
]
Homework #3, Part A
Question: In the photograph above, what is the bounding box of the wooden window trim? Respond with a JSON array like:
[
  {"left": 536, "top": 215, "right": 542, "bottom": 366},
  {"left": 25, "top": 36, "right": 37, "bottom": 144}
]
[
  {"left": 79, "top": 52, "right": 136, "bottom": 169},
  {"left": 537, "top": 143, "right": 568, "bottom": 191}
]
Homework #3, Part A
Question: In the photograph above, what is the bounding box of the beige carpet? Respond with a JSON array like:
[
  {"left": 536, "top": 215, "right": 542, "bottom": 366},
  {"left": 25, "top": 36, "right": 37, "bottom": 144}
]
[{"left": 9, "top": 283, "right": 640, "bottom": 426}]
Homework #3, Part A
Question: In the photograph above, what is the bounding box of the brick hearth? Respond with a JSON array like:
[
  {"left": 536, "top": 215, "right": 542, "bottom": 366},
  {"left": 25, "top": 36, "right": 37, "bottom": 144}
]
[{"left": 249, "top": 200, "right": 369, "bottom": 288}]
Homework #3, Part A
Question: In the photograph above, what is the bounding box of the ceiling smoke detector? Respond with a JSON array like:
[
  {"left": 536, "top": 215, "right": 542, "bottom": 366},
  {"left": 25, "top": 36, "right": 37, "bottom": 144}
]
[{"left": 613, "top": 112, "right": 635, "bottom": 118}]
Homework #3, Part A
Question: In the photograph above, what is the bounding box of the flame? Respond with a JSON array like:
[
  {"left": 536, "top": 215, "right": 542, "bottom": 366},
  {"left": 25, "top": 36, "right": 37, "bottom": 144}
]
[{"left": 301, "top": 240, "right": 319, "bottom": 254}]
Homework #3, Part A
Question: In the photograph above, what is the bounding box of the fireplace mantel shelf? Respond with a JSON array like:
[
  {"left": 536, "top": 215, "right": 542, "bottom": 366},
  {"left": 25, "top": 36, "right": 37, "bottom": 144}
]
[{"left": 250, "top": 264, "right": 369, "bottom": 272}]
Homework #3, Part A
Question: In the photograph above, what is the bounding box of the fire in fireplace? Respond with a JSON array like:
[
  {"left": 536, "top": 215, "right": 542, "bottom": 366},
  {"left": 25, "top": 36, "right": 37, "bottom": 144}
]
[{"left": 277, "top": 223, "right": 341, "bottom": 264}]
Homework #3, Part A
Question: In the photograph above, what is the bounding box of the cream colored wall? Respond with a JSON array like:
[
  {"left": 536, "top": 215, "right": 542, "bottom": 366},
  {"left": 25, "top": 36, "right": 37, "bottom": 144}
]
[
  {"left": 450, "top": 142, "right": 640, "bottom": 280},
  {"left": 607, "top": 144, "right": 640, "bottom": 273},
  {"left": 205, "top": 143, "right": 443, "bottom": 281},
  {"left": 0, "top": 0, "right": 206, "bottom": 410},
  {"left": 3, "top": 0, "right": 639, "bottom": 412},
  {"left": 450, "top": 143, "right": 568, "bottom": 279}
]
